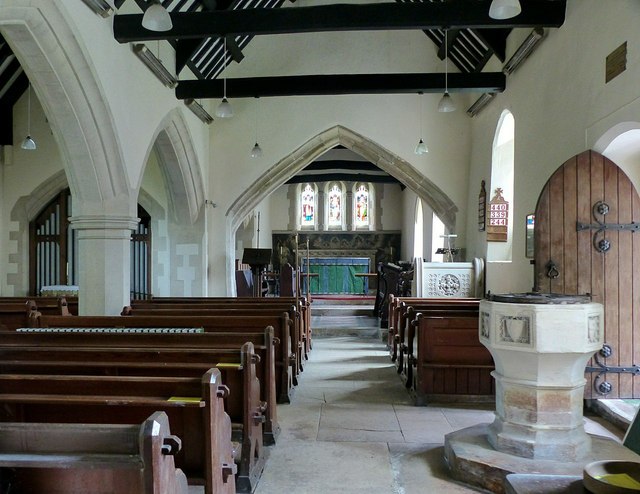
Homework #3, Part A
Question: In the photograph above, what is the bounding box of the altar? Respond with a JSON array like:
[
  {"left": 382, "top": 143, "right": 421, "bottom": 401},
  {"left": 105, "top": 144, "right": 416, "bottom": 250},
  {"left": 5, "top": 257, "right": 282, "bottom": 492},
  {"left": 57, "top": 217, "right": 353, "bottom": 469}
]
[{"left": 302, "top": 257, "right": 370, "bottom": 294}]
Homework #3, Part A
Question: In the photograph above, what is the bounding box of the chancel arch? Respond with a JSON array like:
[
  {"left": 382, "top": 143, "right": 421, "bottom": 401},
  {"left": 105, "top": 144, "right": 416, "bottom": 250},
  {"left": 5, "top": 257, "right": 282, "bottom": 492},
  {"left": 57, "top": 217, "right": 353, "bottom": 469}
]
[{"left": 226, "top": 125, "right": 459, "bottom": 294}]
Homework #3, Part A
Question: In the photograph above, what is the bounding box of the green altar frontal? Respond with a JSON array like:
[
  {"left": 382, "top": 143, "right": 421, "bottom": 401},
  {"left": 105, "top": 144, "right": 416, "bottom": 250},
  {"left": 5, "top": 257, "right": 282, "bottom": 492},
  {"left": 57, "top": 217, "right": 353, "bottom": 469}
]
[{"left": 303, "top": 257, "right": 370, "bottom": 294}]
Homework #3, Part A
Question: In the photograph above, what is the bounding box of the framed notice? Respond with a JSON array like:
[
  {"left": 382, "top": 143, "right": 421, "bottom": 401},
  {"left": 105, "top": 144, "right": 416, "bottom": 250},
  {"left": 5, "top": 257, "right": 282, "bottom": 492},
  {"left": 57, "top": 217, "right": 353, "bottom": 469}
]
[
  {"left": 525, "top": 214, "right": 535, "bottom": 258},
  {"left": 487, "top": 188, "right": 508, "bottom": 242},
  {"left": 478, "top": 180, "right": 487, "bottom": 231}
]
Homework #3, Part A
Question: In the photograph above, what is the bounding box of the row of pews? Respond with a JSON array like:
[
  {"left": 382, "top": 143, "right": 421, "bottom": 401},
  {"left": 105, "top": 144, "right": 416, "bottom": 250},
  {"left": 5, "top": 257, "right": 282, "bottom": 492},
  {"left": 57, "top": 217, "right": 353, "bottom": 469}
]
[
  {"left": 0, "top": 295, "right": 312, "bottom": 494},
  {"left": 387, "top": 295, "right": 495, "bottom": 405}
]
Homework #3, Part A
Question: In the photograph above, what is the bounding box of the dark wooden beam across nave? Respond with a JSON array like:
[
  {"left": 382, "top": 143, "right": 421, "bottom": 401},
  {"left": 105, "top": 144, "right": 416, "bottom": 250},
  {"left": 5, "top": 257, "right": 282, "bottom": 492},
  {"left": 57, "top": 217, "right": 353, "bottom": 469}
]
[
  {"left": 114, "top": 1, "right": 566, "bottom": 41},
  {"left": 175, "top": 72, "right": 505, "bottom": 99}
]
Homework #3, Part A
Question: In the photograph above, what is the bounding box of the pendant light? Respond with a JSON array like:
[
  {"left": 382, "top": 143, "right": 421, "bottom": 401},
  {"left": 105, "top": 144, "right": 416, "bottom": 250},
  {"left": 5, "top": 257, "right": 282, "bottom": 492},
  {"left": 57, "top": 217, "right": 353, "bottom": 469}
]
[
  {"left": 250, "top": 97, "right": 263, "bottom": 158},
  {"left": 21, "top": 83, "right": 36, "bottom": 151},
  {"left": 437, "top": 29, "right": 456, "bottom": 113},
  {"left": 489, "top": 0, "right": 521, "bottom": 20},
  {"left": 215, "top": 37, "right": 233, "bottom": 118},
  {"left": 414, "top": 93, "right": 428, "bottom": 155},
  {"left": 142, "top": 0, "right": 172, "bottom": 32}
]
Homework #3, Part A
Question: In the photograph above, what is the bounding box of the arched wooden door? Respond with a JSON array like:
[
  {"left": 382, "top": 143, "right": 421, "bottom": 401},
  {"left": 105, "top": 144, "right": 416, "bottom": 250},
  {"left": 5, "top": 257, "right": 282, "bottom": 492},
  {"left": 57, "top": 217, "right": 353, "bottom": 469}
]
[{"left": 534, "top": 150, "right": 640, "bottom": 399}]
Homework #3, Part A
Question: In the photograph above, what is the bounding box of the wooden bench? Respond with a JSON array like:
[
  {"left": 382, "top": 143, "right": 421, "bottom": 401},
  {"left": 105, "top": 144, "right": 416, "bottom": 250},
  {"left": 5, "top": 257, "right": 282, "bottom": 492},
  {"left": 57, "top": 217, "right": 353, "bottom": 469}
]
[
  {"left": 131, "top": 296, "right": 312, "bottom": 365},
  {"left": 0, "top": 367, "right": 236, "bottom": 494},
  {"left": 410, "top": 314, "right": 494, "bottom": 405},
  {"left": 0, "top": 333, "right": 263, "bottom": 493},
  {"left": 128, "top": 297, "right": 310, "bottom": 366},
  {"left": 121, "top": 305, "right": 299, "bottom": 399},
  {"left": 0, "top": 296, "right": 75, "bottom": 331},
  {"left": 0, "top": 411, "right": 189, "bottom": 494},
  {"left": 388, "top": 297, "right": 480, "bottom": 373},
  {"left": 22, "top": 318, "right": 280, "bottom": 446}
]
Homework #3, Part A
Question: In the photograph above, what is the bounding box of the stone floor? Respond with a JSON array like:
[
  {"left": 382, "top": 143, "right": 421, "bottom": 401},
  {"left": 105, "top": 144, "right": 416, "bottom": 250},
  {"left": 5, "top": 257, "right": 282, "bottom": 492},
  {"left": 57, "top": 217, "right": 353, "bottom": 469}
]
[
  {"left": 189, "top": 302, "right": 630, "bottom": 494},
  {"left": 250, "top": 335, "right": 625, "bottom": 494}
]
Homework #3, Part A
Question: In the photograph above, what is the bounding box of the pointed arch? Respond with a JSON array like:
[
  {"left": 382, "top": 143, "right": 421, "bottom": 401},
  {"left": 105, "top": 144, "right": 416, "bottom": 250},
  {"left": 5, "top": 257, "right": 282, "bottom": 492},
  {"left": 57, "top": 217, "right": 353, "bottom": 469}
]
[
  {"left": 150, "top": 109, "right": 205, "bottom": 224},
  {"left": 0, "top": 2, "right": 130, "bottom": 216},
  {"left": 225, "top": 125, "right": 459, "bottom": 293}
]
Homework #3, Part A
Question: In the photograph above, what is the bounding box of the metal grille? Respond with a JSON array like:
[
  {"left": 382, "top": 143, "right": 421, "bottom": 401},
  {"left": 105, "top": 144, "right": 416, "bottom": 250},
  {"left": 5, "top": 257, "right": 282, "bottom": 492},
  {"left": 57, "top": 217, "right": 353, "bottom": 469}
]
[
  {"left": 130, "top": 205, "right": 152, "bottom": 300},
  {"left": 30, "top": 190, "right": 75, "bottom": 295}
]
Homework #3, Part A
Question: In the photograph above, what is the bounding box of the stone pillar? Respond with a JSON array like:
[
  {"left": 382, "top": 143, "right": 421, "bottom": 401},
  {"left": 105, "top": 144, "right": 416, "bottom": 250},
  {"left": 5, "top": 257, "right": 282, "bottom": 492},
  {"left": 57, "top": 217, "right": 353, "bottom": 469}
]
[
  {"left": 346, "top": 190, "right": 353, "bottom": 230},
  {"left": 69, "top": 215, "right": 139, "bottom": 315},
  {"left": 317, "top": 190, "right": 325, "bottom": 230},
  {"left": 479, "top": 294, "right": 604, "bottom": 461}
]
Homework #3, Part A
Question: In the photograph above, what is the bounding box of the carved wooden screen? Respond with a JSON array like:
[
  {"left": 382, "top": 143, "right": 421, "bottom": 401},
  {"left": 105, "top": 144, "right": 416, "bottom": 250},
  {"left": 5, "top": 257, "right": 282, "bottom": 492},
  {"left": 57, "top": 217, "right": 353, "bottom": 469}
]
[
  {"left": 29, "top": 189, "right": 75, "bottom": 296},
  {"left": 130, "top": 204, "right": 151, "bottom": 300},
  {"left": 534, "top": 150, "right": 640, "bottom": 399}
]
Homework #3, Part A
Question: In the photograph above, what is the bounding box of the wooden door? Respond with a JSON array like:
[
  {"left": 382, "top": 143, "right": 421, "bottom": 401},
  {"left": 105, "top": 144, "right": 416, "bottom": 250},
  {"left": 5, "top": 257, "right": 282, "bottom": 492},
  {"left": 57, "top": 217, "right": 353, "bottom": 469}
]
[{"left": 534, "top": 150, "right": 640, "bottom": 399}]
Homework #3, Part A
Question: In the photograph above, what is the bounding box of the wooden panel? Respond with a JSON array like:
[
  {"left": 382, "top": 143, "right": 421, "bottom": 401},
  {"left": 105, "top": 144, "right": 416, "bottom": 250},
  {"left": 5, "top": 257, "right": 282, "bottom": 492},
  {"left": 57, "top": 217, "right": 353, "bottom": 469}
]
[
  {"left": 577, "top": 152, "right": 595, "bottom": 398},
  {"left": 534, "top": 182, "right": 551, "bottom": 292},
  {"left": 618, "top": 173, "right": 633, "bottom": 397},
  {"left": 535, "top": 150, "right": 640, "bottom": 399},
  {"left": 549, "top": 166, "right": 566, "bottom": 293},
  {"left": 562, "top": 158, "right": 578, "bottom": 294},
  {"left": 633, "top": 192, "right": 640, "bottom": 397},
  {"left": 603, "top": 157, "right": 620, "bottom": 396}
]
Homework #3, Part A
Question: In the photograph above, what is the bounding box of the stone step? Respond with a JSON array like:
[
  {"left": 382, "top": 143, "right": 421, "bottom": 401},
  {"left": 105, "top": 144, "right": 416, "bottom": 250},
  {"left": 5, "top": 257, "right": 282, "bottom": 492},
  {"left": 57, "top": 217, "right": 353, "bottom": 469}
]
[
  {"left": 311, "top": 314, "right": 381, "bottom": 338},
  {"left": 311, "top": 305, "right": 375, "bottom": 317},
  {"left": 310, "top": 297, "right": 375, "bottom": 306}
]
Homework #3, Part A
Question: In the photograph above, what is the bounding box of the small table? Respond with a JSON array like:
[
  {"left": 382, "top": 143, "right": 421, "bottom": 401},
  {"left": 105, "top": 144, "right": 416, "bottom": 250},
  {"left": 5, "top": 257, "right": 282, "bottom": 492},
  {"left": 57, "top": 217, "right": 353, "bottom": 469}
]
[{"left": 354, "top": 273, "right": 377, "bottom": 295}]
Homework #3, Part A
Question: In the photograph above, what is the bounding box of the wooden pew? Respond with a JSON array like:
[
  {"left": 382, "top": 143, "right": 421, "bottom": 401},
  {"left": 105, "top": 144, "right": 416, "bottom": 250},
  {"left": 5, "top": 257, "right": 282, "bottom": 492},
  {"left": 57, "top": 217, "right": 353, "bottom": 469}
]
[
  {"left": 21, "top": 319, "right": 280, "bottom": 446},
  {"left": 131, "top": 296, "right": 312, "bottom": 365},
  {"left": 0, "top": 411, "right": 189, "bottom": 494},
  {"left": 0, "top": 367, "right": 236, "bottom": 494},
  {"left": 388, "top": 297, "right": 480, "bottom": 373},
  {"left": 119, "top": 304, "right": 299, "bottom": 403},
  {"left": 0, "top": 333, "right": 263, "bottom": 494},
  {"left": 410, "top": 314, "right": 494, "bottom": 405},
  {"left": 0, "top": 297, "right": 75, "bottom": 331}
]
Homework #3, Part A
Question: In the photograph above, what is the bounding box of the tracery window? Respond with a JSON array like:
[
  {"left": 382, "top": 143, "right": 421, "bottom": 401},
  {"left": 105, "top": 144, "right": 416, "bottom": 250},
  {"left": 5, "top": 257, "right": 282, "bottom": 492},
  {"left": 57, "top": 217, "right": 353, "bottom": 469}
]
[
  {"left": 301, "top": 183, "right": 315, "bottom": 227},
  {"left": 354, "top": 184, "right": 369, "bottom": 227},
  {"left": 327, "top": 183, "right": 342, "bottom": 227}
]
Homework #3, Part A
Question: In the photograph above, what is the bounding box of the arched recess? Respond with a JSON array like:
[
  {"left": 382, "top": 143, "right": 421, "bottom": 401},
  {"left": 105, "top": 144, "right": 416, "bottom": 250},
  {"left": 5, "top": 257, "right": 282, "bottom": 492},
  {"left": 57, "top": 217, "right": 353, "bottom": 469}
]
[
  {"left": 0, "top": 2, "right": 130, "bottom": 216},
  {"left": 7, "top": 171, "right": 69, "bottom": 293},
  {"left": 225, "top": 125, "right": 459, "bottom": 293},
  {"left": 144, "top": 109, "right": 204, "bottom": 224}
]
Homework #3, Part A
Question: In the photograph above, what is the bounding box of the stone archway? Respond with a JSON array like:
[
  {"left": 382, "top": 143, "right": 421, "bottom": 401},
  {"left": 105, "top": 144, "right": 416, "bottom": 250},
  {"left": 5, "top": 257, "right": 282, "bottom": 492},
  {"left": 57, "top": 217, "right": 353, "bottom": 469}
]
[
  {"left": 147, "top": 109, "right": 205, "bottom": 225},
  {"left": 224, "top": 125, "right": 459, "bottom": 293},
  {"left": 0, "top": 2, "right": 130, "bottom": 216}
]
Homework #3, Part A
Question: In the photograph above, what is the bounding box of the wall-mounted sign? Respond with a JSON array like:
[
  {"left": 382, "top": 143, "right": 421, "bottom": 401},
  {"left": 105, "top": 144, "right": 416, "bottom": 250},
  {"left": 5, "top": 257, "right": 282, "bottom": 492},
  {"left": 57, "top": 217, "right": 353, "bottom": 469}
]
[
  {"left": 525, "top": 214, "right": 535, "bottom": 258},
  {"left": 478, "top": 180, "right": 487, "bottom": 232},
  {"left": 487, "top": 188, "right": 508, "bottom": 242}
]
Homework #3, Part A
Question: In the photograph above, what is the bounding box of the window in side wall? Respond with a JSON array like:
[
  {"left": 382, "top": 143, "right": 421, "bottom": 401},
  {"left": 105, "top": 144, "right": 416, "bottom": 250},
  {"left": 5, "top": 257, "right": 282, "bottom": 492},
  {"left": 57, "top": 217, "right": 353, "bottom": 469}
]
[
  {"left": 327, "top": 182, "right": 343, "bottom": 228},
  {"left": 354, "top": 183, "right": 370, "bottom": 228},
  {"left": 300, "top": 183, "right": 316, "bottom": 229}
]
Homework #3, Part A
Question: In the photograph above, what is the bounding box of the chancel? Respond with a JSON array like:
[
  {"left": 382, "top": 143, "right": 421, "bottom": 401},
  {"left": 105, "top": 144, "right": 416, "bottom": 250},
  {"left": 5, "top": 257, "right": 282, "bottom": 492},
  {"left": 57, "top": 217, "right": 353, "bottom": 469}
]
[{"left": 2, "top": 1, "right": 640, "bottom": 493}]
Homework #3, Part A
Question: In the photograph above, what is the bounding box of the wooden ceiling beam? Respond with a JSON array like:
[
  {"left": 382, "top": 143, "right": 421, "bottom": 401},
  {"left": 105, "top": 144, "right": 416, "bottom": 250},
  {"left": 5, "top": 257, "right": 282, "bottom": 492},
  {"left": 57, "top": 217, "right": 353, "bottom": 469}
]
[
  {"left": 114, "top": 0, "right": 566, "bottom": 41},
  {"left": 175, "top": 72, "right": 505, "bottom": 99}
]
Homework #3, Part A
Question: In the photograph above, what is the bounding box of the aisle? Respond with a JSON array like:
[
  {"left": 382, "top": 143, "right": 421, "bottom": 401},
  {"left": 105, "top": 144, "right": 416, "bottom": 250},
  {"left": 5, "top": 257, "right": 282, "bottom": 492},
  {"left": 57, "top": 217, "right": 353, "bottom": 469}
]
[{"left": 254, "top": 336, "right": 494, "bottom": 493}]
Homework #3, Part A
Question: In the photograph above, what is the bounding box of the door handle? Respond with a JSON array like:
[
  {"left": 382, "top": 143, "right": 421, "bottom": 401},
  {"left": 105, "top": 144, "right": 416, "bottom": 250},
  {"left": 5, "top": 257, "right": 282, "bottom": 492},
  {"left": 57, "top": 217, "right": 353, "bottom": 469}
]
[{"left": 545, "top": 260, "right": 559, "bottom": 279}]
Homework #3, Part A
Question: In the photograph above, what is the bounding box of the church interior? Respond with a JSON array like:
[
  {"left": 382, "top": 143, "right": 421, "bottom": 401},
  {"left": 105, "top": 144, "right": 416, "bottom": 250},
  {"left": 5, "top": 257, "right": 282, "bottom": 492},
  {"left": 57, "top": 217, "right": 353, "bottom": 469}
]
[{"left": 2, "top": 0, "right": 640, "bottom": 492}]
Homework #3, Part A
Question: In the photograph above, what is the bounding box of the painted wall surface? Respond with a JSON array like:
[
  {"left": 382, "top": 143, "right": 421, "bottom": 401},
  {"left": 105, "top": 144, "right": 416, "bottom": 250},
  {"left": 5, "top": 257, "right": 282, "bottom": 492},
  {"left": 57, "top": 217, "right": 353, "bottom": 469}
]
[
  {"left": 209, "top": 28, "right": 472, "bottom": 293},
  {"left": 465, "top": 0, "right": 640, "bottom": 294}
]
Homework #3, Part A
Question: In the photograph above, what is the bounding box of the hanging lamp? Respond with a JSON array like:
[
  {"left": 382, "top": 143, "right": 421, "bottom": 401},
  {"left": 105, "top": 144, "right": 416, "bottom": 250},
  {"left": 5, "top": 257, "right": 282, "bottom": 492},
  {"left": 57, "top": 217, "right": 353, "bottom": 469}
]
[
  {"left": 142, "top": 0, "right": 172, "bottom": 32},
  {"left": 21, "top": 83, "right": 36, "bottom": 151},
  {"left": 215, "top": 37, "right": 234, "bottom": 118},
  {"left": 250, "top": 97, "right": 263, "bottom": 158},
  {"left": 414, "top": 93, "right": 428, "bottom": 155},
  {"left": 437, "top": 29, "right": 456, "bottom": 113},
  {"left": 489, "top": 0, "right": 521, "bottom": 20}
]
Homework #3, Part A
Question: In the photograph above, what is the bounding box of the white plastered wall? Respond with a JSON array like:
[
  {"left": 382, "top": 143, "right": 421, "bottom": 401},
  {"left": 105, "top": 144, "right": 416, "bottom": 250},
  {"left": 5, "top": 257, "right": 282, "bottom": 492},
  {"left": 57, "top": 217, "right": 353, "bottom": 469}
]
[{"left": 465, "top": 0, "right": 640, "bottom": 295}]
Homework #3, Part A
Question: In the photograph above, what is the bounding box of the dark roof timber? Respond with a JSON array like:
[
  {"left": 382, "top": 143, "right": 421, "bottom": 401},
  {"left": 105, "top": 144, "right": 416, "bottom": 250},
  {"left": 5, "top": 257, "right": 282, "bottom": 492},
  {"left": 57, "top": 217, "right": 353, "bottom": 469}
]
[
  {"left": 114, "top": 1, "right": 566, "bottom": 41},
  {"left": 175, "top": 72, "right": 505, "bottom": 99}
]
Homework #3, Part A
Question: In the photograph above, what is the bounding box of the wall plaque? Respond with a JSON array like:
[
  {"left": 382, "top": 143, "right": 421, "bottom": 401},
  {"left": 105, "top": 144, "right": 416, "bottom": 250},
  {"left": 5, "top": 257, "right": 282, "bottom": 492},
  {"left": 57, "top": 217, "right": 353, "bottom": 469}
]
[
  {"left": 478, "top": 180, "right": 486, "bottom": 231},
  {"left": 487, "top": 188, "right": 508, "bottom": 242}
]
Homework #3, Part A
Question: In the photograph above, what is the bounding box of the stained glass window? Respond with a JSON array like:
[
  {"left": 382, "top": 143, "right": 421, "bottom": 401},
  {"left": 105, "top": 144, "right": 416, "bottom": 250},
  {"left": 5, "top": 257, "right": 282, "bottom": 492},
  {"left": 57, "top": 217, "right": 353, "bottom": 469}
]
[
  {"left": 301, "top": 184, "right": 315, "bottom": 226},
  {"left": 354, "top": 184, "right": 369, "bottom": 227},
  {"left": 327, "top": 184, "right": 342, "bottom": 226}
]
